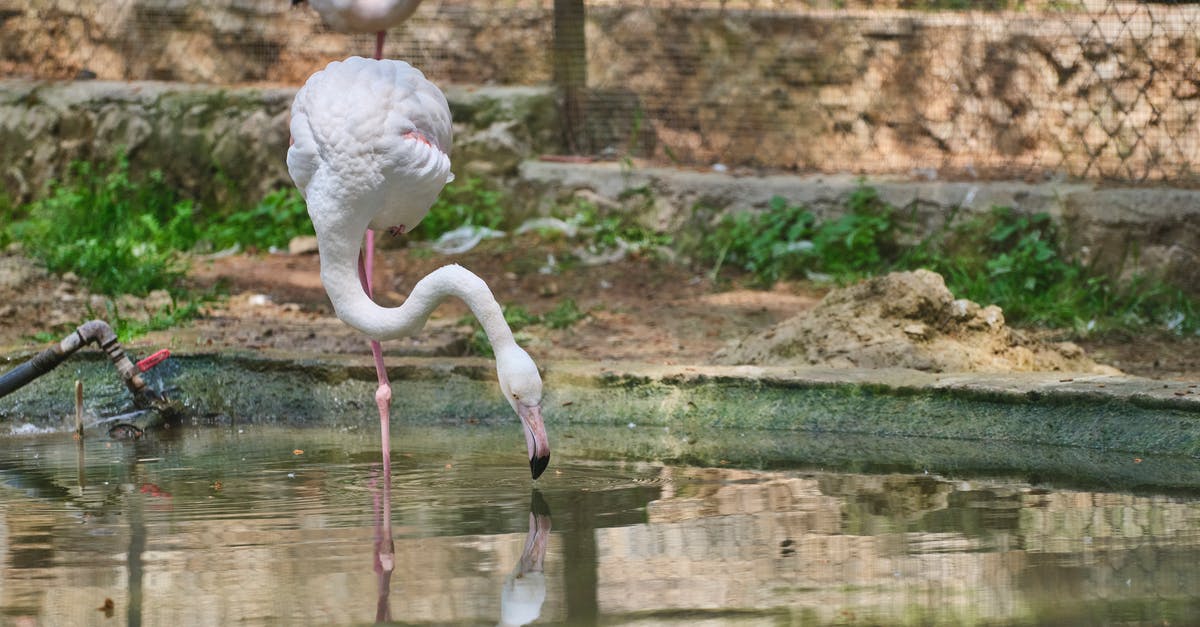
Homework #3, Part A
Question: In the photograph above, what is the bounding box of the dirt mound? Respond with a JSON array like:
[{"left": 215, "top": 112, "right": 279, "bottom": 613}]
[{"left": 716, "top": 270, "right": 1119, "bottom": 374}]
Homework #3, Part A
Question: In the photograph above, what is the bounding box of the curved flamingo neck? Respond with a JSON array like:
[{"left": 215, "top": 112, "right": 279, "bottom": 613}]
[{"left": 312, "top": 202, "right": 515, "bottom": 349}]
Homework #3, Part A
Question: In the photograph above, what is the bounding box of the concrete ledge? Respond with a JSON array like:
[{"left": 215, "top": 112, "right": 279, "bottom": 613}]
[{"left": 3, "top": 352, "right": 1196, "bottom": 459}]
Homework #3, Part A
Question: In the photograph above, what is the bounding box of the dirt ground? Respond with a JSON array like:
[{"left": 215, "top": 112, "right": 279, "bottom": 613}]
[{"left": 2, "top": 238, "right": 1198, "bottom": 381}]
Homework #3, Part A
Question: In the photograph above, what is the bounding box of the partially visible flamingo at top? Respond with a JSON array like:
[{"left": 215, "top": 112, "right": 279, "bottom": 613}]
[{"left": 292, "top": 0, "right": 425, "bottom": 61}]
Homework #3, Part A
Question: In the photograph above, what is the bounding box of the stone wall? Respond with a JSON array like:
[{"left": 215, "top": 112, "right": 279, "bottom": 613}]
[
  {"left": 0, "top": 0, "right": 550, "bottom": 86},
  {"left": 0, "top": 80, "right": 559, "bottom": 209},
  {"left": 2, "top": 1, "right": 1198, "bottom": 180}
]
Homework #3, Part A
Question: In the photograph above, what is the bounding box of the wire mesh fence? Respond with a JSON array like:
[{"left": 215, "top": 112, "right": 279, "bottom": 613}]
[{"left": 2, "top": 0, "right": 1199, "bottom": 184}]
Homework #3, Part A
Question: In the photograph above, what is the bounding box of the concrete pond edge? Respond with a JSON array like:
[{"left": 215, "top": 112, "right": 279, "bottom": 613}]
[{"left": 5, "top": 348, "right": 1195, "bottom": 452}]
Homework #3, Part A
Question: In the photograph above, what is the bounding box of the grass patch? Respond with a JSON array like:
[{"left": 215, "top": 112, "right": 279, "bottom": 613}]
[
  {"left": 699, "top": 189, "right": 1199, "bottom": 335},
  {"left": 7, "top": 156, "right": 195, "bottom": 297},
  {"left": 4, "top": 154, "right": 315, "bottom": 340},
  {"left": 198, "top": 187, "right": 313, "bottom": 252}
]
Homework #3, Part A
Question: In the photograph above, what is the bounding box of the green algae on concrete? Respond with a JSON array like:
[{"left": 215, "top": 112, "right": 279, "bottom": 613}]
[{"left": 1, "top": 352, "right": 1198, "bottom": 491}]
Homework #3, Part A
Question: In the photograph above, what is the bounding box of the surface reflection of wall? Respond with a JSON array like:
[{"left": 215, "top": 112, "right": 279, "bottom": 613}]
[
  {"left": 0, "top": 494, "right": 564, "bottom": 626},
  {"left": 594, "top": 469, "right": 1200, "bottom": 624}
]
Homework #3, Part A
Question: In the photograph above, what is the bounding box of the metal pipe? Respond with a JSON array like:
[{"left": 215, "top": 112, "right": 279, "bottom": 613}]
[{"left": 0, "top": 320, "right": 161, "bottom": 408}]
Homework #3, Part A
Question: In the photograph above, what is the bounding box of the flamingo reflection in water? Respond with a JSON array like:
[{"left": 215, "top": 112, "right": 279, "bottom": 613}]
[{"left": 368, "top": 483, "right": 552, "bottom": 626}]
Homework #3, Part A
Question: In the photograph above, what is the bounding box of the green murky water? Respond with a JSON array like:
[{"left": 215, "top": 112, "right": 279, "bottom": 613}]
[{"left": 1, "top": 424, "right": 1198, "bottom": 626}]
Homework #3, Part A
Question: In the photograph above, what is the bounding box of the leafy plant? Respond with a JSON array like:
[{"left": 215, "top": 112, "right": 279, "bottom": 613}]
[
  {"left": 88, "top": 297, "right": 205, "bottom": 343},
  {"left": 809, "top": 186, "right": 900, "bottom": 279},
  {"left": 199, "top": 188, "right": 312, "bottom": 252},
  {"left": 703, "top": 196, "right": 816, "bottom": 286},
  {"left": 7, "top": 155, "right": 195, "bottom": 297},
  {"left": 543, "top": 298, "right": 587, "bottom": 329},
  {"left": 4, "top": 154, "right": 315, "bottom": 340},
  {"left": 701, "top": 190, "right": 900, "bottom": 287}
]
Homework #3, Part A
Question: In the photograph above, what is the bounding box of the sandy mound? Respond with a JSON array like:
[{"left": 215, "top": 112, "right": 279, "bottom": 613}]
[{"left": 716, "top": 269, "right": 1118, "bottom": 374}]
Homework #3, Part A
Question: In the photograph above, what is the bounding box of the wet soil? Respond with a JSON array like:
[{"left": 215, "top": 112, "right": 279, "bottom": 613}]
[{"left": 1, "top": 240, "right": 1197, "bottom": 381}]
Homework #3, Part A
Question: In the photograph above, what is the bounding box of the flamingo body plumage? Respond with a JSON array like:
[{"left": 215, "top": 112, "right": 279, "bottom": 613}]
[{"left": 289, "top": 56, "right": 452, "bottom": 237}]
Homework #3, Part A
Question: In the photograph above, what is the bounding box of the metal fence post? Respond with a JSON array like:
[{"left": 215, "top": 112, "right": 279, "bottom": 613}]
[{"left": 554, "top": 0, "right": 588, "bottom": 155}]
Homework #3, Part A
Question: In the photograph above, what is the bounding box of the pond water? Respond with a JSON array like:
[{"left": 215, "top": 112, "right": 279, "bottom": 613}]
[{"left": 1, "top": 424, "right": 1198, "bottom": 626}]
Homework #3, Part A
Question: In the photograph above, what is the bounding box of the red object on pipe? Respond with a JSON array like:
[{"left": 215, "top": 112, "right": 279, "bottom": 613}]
[{"left": 137, "top": 349, "right": 170, "bottom": 373}]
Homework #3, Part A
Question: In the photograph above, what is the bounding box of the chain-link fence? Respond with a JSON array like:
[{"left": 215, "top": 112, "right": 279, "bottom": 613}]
[{"left": 2, "top": 0, "right": 1198, "bottom": 184}]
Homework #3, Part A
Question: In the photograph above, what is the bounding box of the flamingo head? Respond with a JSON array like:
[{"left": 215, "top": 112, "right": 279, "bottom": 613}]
[{"left": 496, "top": 345, "right": 550, "bottom": 479}]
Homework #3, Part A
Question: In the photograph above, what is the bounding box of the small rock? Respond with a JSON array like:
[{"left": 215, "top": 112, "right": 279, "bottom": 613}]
[
  {"left": 288, "top": 236, "right": 320, "bottom": 255},
  {"left": 902, "top": 323, "right": 930, "bottom": 340},
  {"left": 950, "top": 298, "right": 978, "bottom": 320},
  {"left": 0, "top": 305, "right": 13, "bottom": 318},
  {"left": 979, "top": 305, "right": 1005, "bottom": 331},
  {"left": 572, "top": 189, "right": 620, "bottom": 211}
]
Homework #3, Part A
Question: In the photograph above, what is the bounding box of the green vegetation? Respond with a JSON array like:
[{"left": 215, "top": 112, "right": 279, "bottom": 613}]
[
  {"left": 8, "top": 157, "right": 195, "bottom": 296},
  {"left": 3, "top": 154, "right": 315, "bottom": 340},
  {"left": 417, "top": 176, "right": 508, "bottom": 239},
  {"left": 554, "top": 189, "right": 673, "bottom": 256},
  {"left": 199, "top": 187, "right": 313, "bottom": 252},
  {"left": 703, "top": 187, "right": 900, "bottom": 287},
  {"left": 543, "top": 298, "right": 587, "bottom": 329},
  {"left": 700, "top": 189, "right": 1199, "bottom": 335}
]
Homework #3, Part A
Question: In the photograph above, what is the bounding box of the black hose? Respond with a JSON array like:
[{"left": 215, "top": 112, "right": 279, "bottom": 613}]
[{"left": 0, "top": 348, "right": 68, "bottom": 398}]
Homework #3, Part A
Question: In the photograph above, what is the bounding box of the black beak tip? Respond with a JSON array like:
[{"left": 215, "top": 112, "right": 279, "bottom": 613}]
[{"left": 530, "top": 454, "right": 550, "bottom": 480}]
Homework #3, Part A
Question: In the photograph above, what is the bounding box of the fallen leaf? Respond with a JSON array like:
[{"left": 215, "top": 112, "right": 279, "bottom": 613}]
[{"left": 293, "top": 449, "right": 304, "bottom": 455}]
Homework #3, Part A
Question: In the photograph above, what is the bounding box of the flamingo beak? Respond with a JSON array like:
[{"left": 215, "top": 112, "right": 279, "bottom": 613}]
[{"left": 519, "top": 403, "right": 550, "bottom": 479}]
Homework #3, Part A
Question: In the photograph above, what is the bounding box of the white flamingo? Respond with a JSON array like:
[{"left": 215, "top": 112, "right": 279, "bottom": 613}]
[
  {"left": 293, "top": 0, "right": 428, "bottom": 422},
  {"left": 287, "top": 57, "right": 550, "bottom": 489},
  {"left": 295, "top": 0, "right": 425, "bottom": 51}
]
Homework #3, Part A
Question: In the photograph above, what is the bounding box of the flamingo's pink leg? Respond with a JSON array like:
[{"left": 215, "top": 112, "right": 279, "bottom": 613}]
[{"left": 358, "top": 238, "right": 393, "bottom": 566}]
